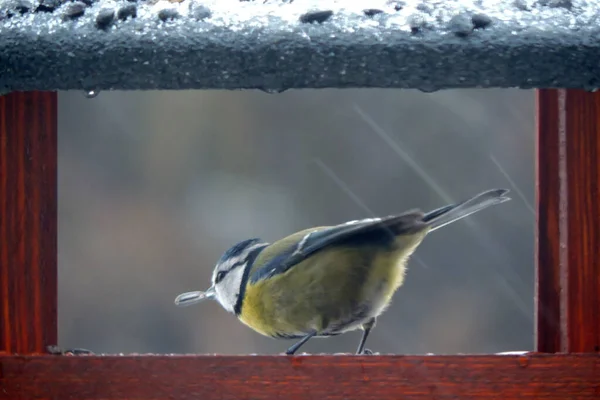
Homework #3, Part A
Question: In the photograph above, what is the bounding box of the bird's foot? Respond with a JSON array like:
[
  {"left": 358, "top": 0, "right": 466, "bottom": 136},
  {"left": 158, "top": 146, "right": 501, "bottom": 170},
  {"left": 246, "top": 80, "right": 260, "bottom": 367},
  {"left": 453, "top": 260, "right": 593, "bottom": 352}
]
[
  {"left": 360, "top": 348, "right": 379, "bottom": 355},
  {"left": 47, "top": 345, "right": 95, "bottom": 356},
  {"left": 283, "top": 351, "right": 312, "bottom": 356}
]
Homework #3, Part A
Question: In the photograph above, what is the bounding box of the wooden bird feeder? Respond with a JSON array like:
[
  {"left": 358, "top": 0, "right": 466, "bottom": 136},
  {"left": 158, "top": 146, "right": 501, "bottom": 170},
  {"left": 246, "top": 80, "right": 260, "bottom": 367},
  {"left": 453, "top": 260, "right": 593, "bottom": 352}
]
[{"left": 1, "top": 1, "right": 598, "bottom": 398}]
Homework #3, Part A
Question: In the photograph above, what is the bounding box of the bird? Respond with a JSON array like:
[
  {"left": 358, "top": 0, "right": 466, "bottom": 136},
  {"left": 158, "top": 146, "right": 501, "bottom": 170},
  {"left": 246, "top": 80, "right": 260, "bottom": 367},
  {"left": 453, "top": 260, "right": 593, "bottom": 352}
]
[{"left": 174, "top": 188, "right": 511, "bottom": 355}]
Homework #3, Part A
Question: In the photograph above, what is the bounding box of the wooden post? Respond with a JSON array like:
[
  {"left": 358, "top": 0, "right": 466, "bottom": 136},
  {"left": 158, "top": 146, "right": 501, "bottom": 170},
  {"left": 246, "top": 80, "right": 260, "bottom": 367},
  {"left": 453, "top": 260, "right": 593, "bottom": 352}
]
[
  {"left": 536, "top": 89, "right": 600, "bottom": 353},
  {"left": 0, "top": 91, "right": 57, "bottom": 354}
]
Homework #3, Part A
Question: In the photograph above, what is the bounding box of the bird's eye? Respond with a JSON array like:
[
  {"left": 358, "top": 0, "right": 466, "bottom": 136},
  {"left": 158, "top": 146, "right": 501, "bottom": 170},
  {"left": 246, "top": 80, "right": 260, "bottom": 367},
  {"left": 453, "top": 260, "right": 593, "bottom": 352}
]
[{"left": 215, "top": 271, "right": 226, "bottom": 283}]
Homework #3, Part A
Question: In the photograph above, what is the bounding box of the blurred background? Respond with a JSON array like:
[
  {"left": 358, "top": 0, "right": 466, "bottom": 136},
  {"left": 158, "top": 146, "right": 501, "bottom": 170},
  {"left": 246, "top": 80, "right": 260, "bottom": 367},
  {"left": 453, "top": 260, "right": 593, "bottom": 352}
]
[{"left": 58, "top": 89, "right": 535, "bottom": 355}]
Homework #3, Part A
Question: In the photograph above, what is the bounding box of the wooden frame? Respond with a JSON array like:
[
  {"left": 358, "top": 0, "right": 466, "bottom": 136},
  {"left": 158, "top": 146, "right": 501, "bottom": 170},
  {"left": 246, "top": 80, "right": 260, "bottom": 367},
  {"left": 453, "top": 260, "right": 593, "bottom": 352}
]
[
  {"left": 0, "top": 92, "right": 57, "bottom": 355},
  {"left": 0, "top": 89, "right": 598, "bottom": 399},
  {"left": 536, "top": 89, "right": 600, "bottom": 353}
]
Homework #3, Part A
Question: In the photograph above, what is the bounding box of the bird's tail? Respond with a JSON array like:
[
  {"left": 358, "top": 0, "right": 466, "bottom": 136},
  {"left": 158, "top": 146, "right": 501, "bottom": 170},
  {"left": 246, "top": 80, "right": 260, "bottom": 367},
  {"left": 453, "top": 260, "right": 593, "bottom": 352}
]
[{"left": 422, "top": 189, "right": 510, "bottom": 232}]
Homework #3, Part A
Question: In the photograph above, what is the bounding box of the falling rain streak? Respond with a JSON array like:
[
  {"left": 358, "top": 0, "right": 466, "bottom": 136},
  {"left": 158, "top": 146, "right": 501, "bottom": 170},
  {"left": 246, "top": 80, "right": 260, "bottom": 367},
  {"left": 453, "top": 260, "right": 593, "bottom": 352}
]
[
  {"left": 489, "top": 154, "right": 535, "bottom": 215},
  {"left": 351, "top": 103, "right": 533, "bottom": 326},
  {"left": 312, "top": 157, "right": 434, "bottom": 359},
  {"left": 312, "top": 158, "right": 432, "bottom": 271}
]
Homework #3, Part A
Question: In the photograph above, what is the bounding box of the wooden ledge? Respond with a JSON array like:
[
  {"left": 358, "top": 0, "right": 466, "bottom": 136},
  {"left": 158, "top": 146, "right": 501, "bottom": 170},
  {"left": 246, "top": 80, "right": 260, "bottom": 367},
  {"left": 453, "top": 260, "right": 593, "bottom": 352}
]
[{"left": 1, "top": 354, "right": 599, "bottom": 399}]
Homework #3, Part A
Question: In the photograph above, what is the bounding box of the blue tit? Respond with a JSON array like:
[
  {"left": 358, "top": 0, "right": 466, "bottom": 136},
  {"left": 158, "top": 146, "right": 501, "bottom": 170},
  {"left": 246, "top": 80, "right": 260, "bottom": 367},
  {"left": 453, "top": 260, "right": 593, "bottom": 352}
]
[{"left": 174, "top": 188, "right": 511, "bottom": 355}]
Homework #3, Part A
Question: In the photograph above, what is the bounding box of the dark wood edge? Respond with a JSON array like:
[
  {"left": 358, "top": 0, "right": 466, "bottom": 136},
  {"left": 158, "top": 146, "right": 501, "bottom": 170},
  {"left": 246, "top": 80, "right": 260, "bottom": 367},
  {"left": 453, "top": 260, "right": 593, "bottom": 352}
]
[{"left": 535, "top": 89, "right": 563, "bottom": 352}]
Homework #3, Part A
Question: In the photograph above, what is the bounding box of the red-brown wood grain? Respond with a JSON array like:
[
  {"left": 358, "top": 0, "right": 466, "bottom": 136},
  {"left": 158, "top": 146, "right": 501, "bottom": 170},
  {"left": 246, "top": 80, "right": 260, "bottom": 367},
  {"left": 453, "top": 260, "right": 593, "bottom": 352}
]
[
  {"left": 0, "top": 92, "right": 57, "bottom": 354},
  {"left": 1, "top": 90, "right": 598, "bottom": 399},
  {"left": 536, "top": 89, "right": 600, "bottom": 353},
  {"left": 1, "top": 354, "right": 599, "bottom": 400}
]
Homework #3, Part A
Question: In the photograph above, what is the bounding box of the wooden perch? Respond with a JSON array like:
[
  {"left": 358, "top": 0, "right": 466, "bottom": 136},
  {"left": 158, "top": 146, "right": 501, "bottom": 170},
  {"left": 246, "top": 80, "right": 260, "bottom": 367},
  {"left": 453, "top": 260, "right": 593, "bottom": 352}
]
[{"left": 2, "top": 354, "right": 600, "bottom": 399}]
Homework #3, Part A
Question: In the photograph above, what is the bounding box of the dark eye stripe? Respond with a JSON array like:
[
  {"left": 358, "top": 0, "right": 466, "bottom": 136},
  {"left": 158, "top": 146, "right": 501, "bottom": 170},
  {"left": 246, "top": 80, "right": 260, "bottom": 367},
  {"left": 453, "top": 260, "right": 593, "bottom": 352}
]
[
  {"left": 214, "top": 261, "right": 245, "bottom": 283},
  {"left": 215, "top": 271, "right": 227, "bottom": 283}
]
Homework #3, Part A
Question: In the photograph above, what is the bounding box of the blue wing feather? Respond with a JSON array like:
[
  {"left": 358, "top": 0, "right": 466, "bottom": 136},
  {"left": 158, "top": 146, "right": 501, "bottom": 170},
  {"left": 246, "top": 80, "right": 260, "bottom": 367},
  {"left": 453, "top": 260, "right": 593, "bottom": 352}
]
[
  {"left": 248, "top": 188, "right": 510, "bottom": 284},
  {"left": 249, "top": 212, "right": 425, "bottom": 283}
]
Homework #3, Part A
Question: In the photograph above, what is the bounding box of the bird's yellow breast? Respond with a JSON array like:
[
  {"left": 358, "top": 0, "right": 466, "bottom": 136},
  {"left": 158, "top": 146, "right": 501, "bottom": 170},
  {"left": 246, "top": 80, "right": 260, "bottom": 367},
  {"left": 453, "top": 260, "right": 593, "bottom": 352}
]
[{"left": 237, "top": 229, "right": 429, "bottom": 338}]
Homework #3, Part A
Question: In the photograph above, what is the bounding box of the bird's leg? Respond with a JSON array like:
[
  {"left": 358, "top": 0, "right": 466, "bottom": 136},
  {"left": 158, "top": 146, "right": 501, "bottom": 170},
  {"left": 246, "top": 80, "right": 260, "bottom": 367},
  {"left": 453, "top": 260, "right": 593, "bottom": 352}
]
[
  {"left": 47, "top": 345, "right": 95, "bottom": 355},
  {"left": 356, "top": 318, "right": 376, "bottom": 355},
  {"left": 285, "top": 331, "right": 317, "bottom": 355}
]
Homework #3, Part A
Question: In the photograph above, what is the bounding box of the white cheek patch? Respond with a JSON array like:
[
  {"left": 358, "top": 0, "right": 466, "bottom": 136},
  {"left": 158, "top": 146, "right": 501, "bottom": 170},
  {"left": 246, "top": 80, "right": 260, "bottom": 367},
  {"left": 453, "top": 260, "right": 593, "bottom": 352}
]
[
  {"left": 212, "top": 242, "right": 269, "bottom": 312},
  {"left": 215, "top": 268, "right": 245, "bottom": 313}
]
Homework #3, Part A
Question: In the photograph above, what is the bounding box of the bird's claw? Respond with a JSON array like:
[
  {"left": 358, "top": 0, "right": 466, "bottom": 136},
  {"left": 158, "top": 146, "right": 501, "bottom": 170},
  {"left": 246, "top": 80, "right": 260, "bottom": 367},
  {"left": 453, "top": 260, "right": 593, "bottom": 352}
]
[
  {"left": 47, "top": 345, "right": 95, "bottom": 356},
  {"left": 361, "top": 348, "right": 378, "bottom": 355},
  {"left": 282, "top": 351, "right": 311, "bottom": 356}
]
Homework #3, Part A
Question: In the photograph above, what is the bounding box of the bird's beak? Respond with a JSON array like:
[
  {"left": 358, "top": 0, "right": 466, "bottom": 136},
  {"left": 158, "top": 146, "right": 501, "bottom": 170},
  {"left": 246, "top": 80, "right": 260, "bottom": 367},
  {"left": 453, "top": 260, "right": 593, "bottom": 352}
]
[{"left": 174, "top": 286, "right": 216, "bottom": 307}]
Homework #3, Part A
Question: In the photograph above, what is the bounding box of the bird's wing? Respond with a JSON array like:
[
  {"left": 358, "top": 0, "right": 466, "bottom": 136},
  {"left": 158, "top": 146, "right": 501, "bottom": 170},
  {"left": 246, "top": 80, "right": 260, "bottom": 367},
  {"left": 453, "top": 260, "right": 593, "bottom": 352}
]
[
  {"left": 249, "top": 211, "right": 426, "bottom": 283},
  {"left": 249, "top": 188, "right": 511, "bottom": 284}
]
